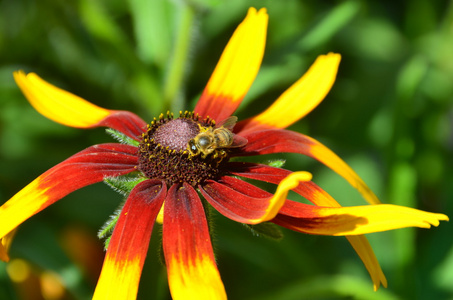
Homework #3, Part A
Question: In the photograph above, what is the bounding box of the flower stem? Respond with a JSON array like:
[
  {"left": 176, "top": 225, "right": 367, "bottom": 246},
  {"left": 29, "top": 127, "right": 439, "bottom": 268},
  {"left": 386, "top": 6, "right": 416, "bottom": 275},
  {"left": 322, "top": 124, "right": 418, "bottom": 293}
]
[{"left": 163, "top": 2, "right": 196, "bottom": 112}]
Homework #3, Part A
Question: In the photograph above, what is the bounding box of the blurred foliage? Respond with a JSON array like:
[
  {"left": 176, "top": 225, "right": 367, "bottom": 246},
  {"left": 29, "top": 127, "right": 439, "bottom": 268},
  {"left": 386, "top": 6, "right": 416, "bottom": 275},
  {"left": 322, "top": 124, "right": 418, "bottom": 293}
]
[{"left": 1, "top": 0, "right": 453, "bottom": 299}]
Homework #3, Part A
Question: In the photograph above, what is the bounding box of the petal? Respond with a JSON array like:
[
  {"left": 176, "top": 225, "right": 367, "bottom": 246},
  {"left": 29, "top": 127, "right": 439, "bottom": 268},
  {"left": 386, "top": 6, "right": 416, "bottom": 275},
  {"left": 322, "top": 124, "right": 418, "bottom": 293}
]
[
  {"left": 14, "top": 71, "right": 111, "bottom": 127},
  {"left": 275, "top": 197, "right": 446, "bottom": 289},
  {"left": 0, "top": 229, "right": 16, "bottom": 262},
  {"left": 236, "top": 53, "right": 341, "bottom": 133},
  {"left": 93, "top": 180, "right": 166, "bottom": 300},
  {"left": 229, "top": 163, "right": 447, "bottom": 289},
  {"left": 98, "top": 111, "right": 147, "bottom": 141},
  {"left": 14, "top": 71, "right": 146, "bottom": 139},
  {"left": 200, "top": 172, "right": 311, "bottom": 224},
  {"left": 163, "top": 183, "right": 226, "bottom": 300},
  {"left": 155, "top": 203, "right": 165, "bottom": 224},
  {"left": 228, "top": 162, "right": 387, "bottom": 289},
  {"left": 347, "top": 235, "right": 387, "bottom": 291},
  {"left": 274, "top": 201, "right": 449, "bottom": 235},
  {"left": 228, "top": 162, "right": 354, "bottom": 207},
  {"left": 275, "top": 178, "right": 388, "bottom": 289},
  {"left": 0, "top": 244, "right": 7, "bottom": 262},
  {"left": 0, "top": 144, "right": 138, "bottom": 242},
  {"left": 237, "top": 129, "right": 381, "bottom": 205},
  {"left": 194, "top": 8, "right": 268, "bottom": 121}
]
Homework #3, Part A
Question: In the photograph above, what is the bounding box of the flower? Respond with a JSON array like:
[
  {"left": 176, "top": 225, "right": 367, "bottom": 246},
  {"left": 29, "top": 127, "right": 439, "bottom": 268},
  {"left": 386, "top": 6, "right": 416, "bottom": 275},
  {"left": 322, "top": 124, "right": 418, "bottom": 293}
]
[{"left": 0, "top": 7, "right": 448, "bottom": 300}]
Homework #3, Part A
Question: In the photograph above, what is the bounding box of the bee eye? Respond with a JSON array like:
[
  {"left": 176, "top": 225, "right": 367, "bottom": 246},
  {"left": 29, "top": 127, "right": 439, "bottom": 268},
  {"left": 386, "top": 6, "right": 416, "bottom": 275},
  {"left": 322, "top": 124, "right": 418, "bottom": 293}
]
[{"left": 188, "top": 140, "right": 199, "bottom": 154}]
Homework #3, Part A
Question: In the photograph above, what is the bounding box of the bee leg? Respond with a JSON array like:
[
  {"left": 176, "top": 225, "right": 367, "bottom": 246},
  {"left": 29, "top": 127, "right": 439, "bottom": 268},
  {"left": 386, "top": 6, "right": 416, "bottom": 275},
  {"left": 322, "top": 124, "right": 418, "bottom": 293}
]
[
  {"left": 211, "top": 152, "right": 218, "bottom": 160},
  {"left": 217, "top": 150, "right": 226, "bottom": 161}
]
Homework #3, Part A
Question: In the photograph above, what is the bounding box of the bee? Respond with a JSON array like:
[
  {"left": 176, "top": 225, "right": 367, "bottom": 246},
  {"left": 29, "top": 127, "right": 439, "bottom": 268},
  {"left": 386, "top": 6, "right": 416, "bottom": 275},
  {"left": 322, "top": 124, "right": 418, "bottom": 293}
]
[{"left": 187, "top": 116, "right": 247, "bottom": 159}]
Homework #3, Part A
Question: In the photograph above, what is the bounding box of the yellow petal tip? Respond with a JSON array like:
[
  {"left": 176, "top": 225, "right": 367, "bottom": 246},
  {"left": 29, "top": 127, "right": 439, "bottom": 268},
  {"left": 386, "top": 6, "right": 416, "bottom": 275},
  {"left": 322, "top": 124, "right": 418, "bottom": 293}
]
[
  {"left": 249, "top": 52, "right": 342, "bottom": 129},
  {"left": 439, "top": 214, "right": 449, "bottom": 221},
  {"left": 204, "top": 6, "right": 268, "bottom": 102},
  {"left": 256, "top": 171, "right": 313, "bottom": 224},
  {"left": 14, "top": 71, "right": 112, "bottom": 128}
]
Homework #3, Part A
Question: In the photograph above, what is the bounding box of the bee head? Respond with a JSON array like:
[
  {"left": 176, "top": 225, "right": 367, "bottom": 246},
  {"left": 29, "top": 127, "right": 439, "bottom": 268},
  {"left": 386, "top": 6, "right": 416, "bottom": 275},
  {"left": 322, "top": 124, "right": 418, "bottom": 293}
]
[{"left": 188, "top": 139, "right": 199, "bottom": 155}]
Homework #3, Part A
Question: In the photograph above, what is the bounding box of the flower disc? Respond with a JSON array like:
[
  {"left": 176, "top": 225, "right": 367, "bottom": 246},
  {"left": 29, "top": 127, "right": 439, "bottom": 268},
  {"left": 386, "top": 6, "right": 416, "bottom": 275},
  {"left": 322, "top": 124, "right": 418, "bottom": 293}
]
[{"left": 137, "top": 112, "right": 228, "bottom": 186}]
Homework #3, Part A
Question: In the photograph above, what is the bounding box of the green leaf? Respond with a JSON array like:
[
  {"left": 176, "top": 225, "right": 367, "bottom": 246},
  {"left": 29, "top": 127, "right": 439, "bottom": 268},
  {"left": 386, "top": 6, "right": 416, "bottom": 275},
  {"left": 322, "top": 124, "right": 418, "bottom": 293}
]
[
  {"left": 127, "top": 0, "right": 174, "bottom": 67},
  {"left": 298, "top": 0, "right": 361, "bottom": 51},
  {"left": 79, "top": 0, "right": 127, "bottom": 45}
]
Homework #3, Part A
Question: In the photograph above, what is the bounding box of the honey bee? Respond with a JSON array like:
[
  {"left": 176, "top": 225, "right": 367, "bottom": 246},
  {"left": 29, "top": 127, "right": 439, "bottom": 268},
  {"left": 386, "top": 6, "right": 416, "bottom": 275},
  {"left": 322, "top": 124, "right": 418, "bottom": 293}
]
[{"left": 187, "top": 116, "right": 247, "bottom": 159}]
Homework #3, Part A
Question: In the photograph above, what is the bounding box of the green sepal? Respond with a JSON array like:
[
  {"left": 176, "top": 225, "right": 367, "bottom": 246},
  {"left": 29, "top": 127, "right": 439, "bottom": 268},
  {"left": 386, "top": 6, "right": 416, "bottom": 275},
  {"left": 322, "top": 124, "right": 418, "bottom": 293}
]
[
  {"left": 266, "top": 159, "right": 286, "bottom": 168},
  {"left": 104, "top": 235, "right": 112, "bottom": 251},
  {"left": 106, "top": 128, "right": 140, "bottom": 146},
  {"left": 98, "top": 208, "right": 121, "bottom": 250},
  {"left": 244, "top": 222, "right": 284, "bottom": 241},
  {"left": 103, "top": 174, "right": 147, "bottom": 196}
]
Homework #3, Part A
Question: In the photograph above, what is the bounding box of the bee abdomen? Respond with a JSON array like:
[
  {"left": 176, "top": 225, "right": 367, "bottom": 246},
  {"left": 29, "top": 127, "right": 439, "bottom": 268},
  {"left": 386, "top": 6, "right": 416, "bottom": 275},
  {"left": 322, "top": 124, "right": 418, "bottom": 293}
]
[{"left": 214, "top": 129, "right": 234, "bottom": 147}]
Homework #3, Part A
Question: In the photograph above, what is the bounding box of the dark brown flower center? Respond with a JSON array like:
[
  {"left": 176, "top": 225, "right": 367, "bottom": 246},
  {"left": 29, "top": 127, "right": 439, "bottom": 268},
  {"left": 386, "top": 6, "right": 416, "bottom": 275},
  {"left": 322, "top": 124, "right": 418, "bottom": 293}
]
[{"left": 137, "top": 111, "right": 229, "bottom": 186}]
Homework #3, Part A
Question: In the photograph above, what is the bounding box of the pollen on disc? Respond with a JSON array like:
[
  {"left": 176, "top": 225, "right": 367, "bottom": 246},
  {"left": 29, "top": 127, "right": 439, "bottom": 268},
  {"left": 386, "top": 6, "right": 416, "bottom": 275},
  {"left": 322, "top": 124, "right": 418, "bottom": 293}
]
[{"left": 153, "top": 118, "right": 200, "bottom": 151}]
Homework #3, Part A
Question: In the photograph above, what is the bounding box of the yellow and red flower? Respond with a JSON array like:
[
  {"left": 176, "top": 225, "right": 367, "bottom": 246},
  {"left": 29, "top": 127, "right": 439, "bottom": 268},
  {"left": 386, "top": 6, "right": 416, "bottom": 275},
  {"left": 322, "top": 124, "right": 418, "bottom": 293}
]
[{"left": 0, "top": 7, "right": 448, "bottom": 300}]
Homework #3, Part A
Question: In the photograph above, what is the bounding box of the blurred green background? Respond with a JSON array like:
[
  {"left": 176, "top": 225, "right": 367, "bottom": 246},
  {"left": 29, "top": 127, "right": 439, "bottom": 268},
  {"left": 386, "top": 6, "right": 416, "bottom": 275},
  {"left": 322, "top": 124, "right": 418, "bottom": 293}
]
[{"left": 1, "top": 0, "right": 452, "bottom": 299}]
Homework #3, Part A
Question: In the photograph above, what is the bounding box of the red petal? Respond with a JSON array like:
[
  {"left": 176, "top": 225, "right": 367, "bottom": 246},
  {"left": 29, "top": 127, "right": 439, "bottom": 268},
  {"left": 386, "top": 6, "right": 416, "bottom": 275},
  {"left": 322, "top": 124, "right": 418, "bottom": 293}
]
[
  {"left": 163, "top": 183, "right": 226, "bottom": 300},
  {"left": 237, "top": 129, "right": 311, "bottom": 154},
  {"left": 94, "top": 180, "right": 166, "bottom": 300},
  {"left": 200, "top": 176, "right": 285, "bottom": 224},
  {"left": 236, "top": 129, "right": 380, "bottom": 205},
  {"left": 228, "top": 162, "right": 292, "bottom": 187},
  {"left": 228, "top": 162, "right": 328, "bottom": 206},
  {"left": 97, "top": 111, "right": 147, "bottom": 141},
  {"left": 0, "top": 143, "right": 138, "bottom": 240}
]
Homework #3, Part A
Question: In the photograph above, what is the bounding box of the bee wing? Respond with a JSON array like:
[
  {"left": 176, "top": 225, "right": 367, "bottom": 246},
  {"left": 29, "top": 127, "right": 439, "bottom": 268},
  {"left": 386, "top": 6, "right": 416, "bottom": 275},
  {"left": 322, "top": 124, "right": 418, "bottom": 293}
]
[
  {"left": 217, "top": 116, "right": 238, "bottom": 130},
  {"left": 230, "top": 134, "right": 248, "bottom": 148}
]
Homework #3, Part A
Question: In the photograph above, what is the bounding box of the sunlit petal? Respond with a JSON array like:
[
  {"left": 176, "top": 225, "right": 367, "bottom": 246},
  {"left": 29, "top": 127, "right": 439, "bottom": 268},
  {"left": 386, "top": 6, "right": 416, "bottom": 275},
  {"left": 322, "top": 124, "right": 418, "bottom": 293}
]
[
  {"left": 274, "top": 201, "right": 448, "bottom": 235},
  {"left": 163, "top": 183, "right": 226, "bottom": 300},
  {"left": 93, "top": 180, "right": 166, "bottom": 300},
  {"left": 14, "top": 71, "right": 147, "bottom": 139},
  {"left": 237, "top": 129, "right": 381, "bottom": 205},
  {"left": 0, "top": 144, "right": 138, "bottom": 243},
  {"left": 14, "top": 71, "right": 111, "bottom": 127},
  {"left": 194, "top": 7, "right": 268, "bottom": 122},
  {"left": 237, "top": 53, "right": 341, "bottom": 133},
  {"left": 240, "top": 166, "right": 445, "bottom": 265}
]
